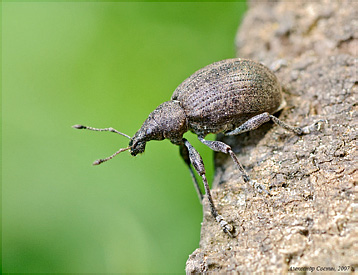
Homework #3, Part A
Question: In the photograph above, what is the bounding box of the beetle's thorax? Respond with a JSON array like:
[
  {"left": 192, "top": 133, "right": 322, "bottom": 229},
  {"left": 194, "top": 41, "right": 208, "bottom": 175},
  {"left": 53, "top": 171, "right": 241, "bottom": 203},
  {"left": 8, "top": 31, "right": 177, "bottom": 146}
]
[{"left": 129, "top": 100, "right": 187, "bottom": 156}]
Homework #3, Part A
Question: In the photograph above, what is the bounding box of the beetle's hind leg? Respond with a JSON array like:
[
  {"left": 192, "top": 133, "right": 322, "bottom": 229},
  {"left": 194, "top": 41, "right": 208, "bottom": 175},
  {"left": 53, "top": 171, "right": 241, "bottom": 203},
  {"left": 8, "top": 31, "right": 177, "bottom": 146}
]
[
  {"left": 225, "top": 112, "right": 323, "bottom": 136},
  {"left": 182, "top": 138, "right": 233, "bottom": 237},
  {"left": 198, "top": 136, "right": 271, "bottom": 196},
  {"left": 179, "top": 144, "right": 203, "bottom": 202}
]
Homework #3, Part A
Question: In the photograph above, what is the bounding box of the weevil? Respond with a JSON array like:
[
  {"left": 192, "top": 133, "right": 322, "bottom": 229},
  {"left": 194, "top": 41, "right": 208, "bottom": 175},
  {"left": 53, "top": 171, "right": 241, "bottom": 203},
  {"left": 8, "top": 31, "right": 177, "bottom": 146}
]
[{"left": 73, "top": 58, "right": 321, "bottom": 237}]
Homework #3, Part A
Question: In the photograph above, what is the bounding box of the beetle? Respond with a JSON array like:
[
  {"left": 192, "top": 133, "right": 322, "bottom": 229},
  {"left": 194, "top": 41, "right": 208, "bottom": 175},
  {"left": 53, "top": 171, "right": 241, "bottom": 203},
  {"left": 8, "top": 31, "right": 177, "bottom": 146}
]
[{"left": 73, "top": 58, "right": 321, "bottom": 237}]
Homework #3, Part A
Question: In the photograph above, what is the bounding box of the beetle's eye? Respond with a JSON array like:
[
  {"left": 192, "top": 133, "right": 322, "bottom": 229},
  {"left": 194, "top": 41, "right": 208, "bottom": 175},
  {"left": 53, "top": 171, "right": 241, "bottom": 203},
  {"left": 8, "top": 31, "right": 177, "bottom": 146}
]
[{"left": 146, "top": 128, "right": 153, "bottom": 136}]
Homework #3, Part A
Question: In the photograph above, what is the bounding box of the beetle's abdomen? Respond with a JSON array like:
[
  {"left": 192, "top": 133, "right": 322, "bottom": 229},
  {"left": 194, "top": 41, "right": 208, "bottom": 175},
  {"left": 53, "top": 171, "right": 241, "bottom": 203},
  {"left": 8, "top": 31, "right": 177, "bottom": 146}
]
[{"left": 171, "top": 59, "right": 284, "bottom": 135}]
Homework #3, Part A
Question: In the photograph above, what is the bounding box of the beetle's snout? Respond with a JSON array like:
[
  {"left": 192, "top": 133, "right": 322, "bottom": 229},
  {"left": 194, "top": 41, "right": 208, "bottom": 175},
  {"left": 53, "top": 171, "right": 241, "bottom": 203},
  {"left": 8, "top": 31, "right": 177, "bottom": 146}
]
[
  {"left": 129, "top": 139, "right": 146, "bottom": 156},
  {"left": 129, "top": 130, "right": 147, "bottom": 156}
]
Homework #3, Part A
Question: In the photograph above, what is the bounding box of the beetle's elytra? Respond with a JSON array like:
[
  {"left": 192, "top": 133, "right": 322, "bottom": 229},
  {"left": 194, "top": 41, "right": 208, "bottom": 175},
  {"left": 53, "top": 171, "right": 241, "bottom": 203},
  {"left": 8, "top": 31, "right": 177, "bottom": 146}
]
[
  {"left": 171, "top": 58, "right": 285, "bottom": 136},
  {"left": 74, "top": 58, "right": 321, "bottom": 237}
]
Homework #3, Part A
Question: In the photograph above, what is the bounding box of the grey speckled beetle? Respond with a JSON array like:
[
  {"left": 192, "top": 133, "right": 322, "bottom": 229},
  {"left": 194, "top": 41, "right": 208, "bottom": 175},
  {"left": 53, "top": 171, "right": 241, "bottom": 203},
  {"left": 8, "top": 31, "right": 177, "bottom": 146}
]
[{"left": 73, "top": 58, "right": 321, "bottom": 237}]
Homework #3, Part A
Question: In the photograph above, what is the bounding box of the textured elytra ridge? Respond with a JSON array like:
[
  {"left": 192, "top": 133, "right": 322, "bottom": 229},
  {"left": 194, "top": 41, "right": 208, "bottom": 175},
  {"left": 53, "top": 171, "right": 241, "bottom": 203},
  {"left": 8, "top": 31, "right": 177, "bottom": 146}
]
[{"left": 172, "top": 58, "right": 284, "bottom": 136}]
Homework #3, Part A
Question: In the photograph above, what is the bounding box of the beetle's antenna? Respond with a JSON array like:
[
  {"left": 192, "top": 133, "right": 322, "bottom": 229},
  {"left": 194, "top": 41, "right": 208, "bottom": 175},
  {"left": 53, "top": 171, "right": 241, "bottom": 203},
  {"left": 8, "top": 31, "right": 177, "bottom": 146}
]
[
  {"left": 72, "top": 124, "right": 131, "bottom": 139},
  {"left": 92, "top": 146, "right": 131, "bottom": 166}
]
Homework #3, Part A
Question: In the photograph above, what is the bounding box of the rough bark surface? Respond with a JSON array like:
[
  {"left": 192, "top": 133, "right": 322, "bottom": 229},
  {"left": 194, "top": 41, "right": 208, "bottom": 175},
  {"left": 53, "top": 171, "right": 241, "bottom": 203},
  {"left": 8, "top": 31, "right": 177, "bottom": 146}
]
[{"left": 186, "top": 1, "right": 357, "bottom": 273}]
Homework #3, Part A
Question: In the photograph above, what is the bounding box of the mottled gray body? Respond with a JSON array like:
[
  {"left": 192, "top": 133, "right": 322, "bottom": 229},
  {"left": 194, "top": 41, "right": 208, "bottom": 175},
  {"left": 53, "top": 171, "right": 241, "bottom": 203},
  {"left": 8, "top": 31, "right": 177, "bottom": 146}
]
[
  {"left": 172, "top": 59, "right": 285, "bottom": 136},
  {"left": 74, "top": 58, "right": 319, "bottom": 237}
]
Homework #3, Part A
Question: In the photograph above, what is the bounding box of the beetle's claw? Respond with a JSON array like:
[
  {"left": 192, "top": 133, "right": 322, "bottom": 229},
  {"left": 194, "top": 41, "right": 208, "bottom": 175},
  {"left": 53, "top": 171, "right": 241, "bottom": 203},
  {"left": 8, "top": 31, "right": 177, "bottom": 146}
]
[
  {"left": 248, "top": 180, "right": 272, "bottom": 196},
  {"left": 301, "top": 119, "right": 325, "bottom": 134},
  {"left": 216, "top": 215, "right": 234, "bottom": 237}
]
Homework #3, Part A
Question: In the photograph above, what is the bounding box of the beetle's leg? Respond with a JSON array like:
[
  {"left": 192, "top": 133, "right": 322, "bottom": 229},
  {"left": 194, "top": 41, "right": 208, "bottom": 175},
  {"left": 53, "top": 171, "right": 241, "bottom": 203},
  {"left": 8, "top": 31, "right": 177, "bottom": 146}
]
[
  {"left": 182, "top": 138, "right": 233, "bottom": 237},
  {"left": 198, "top": 136, "right": 270, "bottom": 195},
  {"left": 225, "top": 112, "right": 323, "bottom": 136},
  {"left": 179, "top": 144, "right": 203, "bottom": 202}
]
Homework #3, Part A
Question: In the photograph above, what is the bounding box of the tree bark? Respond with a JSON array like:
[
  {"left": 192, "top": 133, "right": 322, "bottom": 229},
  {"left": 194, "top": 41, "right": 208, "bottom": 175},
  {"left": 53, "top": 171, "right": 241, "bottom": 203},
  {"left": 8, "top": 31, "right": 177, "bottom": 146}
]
[{"left": 186, "top": 0, "right": 357, "bottom": 273}]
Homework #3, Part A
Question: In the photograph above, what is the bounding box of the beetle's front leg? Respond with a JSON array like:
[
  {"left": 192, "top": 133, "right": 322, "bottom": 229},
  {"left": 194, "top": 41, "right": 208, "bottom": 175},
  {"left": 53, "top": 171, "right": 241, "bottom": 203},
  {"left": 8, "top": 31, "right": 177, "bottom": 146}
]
[
  {"left": 182, "top": 138, "right": 233, "bottom": 237},
  {"left": 198, "top": 136, "right": 271, "bottom": 196},
  {"left": 179, "top": 144, "right": 203, "bottom": 202}
]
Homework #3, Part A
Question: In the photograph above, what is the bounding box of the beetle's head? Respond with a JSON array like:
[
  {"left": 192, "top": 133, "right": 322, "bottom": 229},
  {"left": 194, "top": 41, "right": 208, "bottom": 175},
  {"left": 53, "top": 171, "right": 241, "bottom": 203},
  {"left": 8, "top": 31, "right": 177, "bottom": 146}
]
[
  {"left": 129, "top": 100, "right": 187, "bottom": 156},
  {"left": 72, "top": 100, "right": 187, "bottom": 164},
  {"left": 128, "top": 128, "right": 153, "bottom": 156}
]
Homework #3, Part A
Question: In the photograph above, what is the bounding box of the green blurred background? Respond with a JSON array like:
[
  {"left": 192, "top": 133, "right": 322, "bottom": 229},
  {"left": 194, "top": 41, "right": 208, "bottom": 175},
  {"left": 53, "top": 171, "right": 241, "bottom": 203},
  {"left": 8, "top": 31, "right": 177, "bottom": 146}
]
[{"left": 2, "top": 2, "right": 246, "bottom": 273}]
